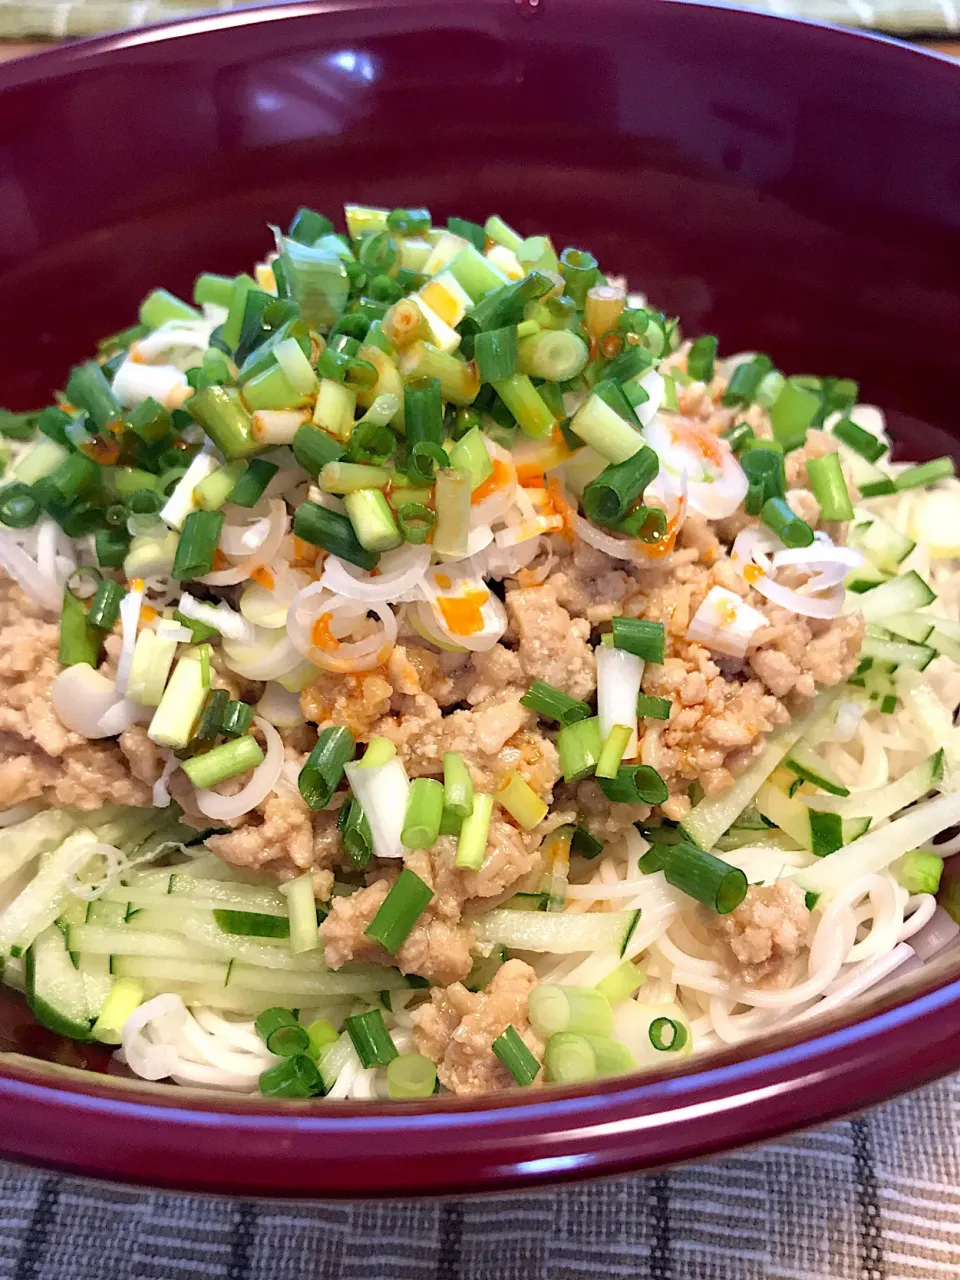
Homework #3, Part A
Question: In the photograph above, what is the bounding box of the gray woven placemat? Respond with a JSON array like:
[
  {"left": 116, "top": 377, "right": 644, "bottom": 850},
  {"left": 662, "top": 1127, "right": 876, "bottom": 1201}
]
[
  {"left": 1, "top": 1074, "right": 958, "bottom": 1279},
  {"left": 0, "top": 0, "right": 957, "bottom": 44}
]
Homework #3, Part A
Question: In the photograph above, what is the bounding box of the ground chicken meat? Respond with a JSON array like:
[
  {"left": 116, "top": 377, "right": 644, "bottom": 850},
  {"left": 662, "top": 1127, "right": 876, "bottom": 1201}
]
[
  {"left": 0, "top": 577, "right": 153, "bottom": 810},
  {"left": 547, "top": 537, "right": 636, "bottom": 623},
  {"left": 505, "top": 583, "right": 596, "bottom": 701},
  {"left": 749, "top": 607, "right": 864, "bottom": 701},
  {"left": 207, "top": 796, "right": 341, "bottom": 899},
  {"left": 707, "top": 880, "right": 811, "bottom": 982},
  {"left": 320, "top": 876, "right": 477, "bottom": 986},
  {"left": 372, "top": 692, "right": 560, "bottom": 796},
  {"left": 412, "top": 959, "right": 542, "bottom": 1095}
]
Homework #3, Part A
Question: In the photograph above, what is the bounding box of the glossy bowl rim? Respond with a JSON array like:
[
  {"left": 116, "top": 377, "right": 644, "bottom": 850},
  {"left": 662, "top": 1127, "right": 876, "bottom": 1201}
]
[{"left": 1, "top": 0, "right": 960, "bottom": 1197}]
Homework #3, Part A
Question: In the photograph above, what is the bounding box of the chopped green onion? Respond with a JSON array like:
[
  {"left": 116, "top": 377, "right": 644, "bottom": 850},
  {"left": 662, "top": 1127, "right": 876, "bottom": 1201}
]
[
  {"left": 187, "top": 386, "right": 259, "bottom": 459},
  {"left": 401, "top": 778, "right": 445, "bottom": 849},
  {"left": 255, "top": 1005, "right": 301, "bottom": 1048},
  {"left": 591, "top": 376, "right": 641, "bottom": 426},
  {"left": 496, "top": 771, "right": 548, "bottom": 830},
  {"left": 832, "top": 416, "right": 888, "bottom": 462},
  {"left": 740, "top": 445, "right": 786, "bottom": 505},
  {"left": 140, "top": 287, "right": 199, "bottom": 330},
  {"left": 396, "top": 502, "right": 435, "bottom": 543},
  {"left": 148, "top": 653, "right": 207, "bottom": 749},
  {"left": 319, "top": 462, "right": 392, "bottom": 494},
  {"left": 294, "top": 500, "right": 379, "bottom": 570},
  {"left": 722, "top": 421, "right": 755, "bottom": 453},
  {"left": 448, "top": 426, "right": 493, "bottom": 491},
  {"left": 58, "top": 587, "right": 104, "bottom": 667},
  {"left": 491, "top": 374, "right": 555, "bottom": 438},
  {"left": 617, "top": 505, "right": 667, "bottom": 542},
  {"left": 520, "top": 679, "right": 592, "bottom": 726},
  {"left": 259, "top": 1054, "right": 322, "bottom": 1099},
  {"left": 544, "top": 1031, "right": 595, "bottom": 1084},
  {"left": 560, "top": 247, "right": 600, "bottom": 306},
  {"left": 299, "top": 726, "right": 355, "bottom": 811},
  {"left": 94, "top": 527, "right": 130, "bottom": 569},
  {"left": 492, "top": 1024, "right": 541, "bottom": 1086},
  {"left": 0, "top": 483, "right": 40, "bottom": 530},
  {"left": 0, "top": 408, "right": 39, "bottom": 440},
  {"left": 582, "top": 446, "right": 659, "bottom": 526},
  {"left": 686, "top": 335, "right": 718, "bottom": 383},
  {"left": 171, "top": 509, "right": 225, "bottom": 580},
  {"left": 661, "top": 841, "right": 748, "bottom": 914},
  {"left": 517, "top": 329, "right": 589, "bottom": 382},
  {"left": 637, "top": 693, "right": 672, "bottom": 720},
  {"left": 649, "top": 1016, "right": 688, "bottom": 1052},
  {"left": 455, "top": 792, "right": 495, "bottom": 870},
  {"left": 387, "top": 1052, "right": 438, "bottom": 1099},
  {"left": 438, "top": 807, "right": 463, "bottom": 837},
  {"left": 65, "top": 361, "right": 122, "bottom": 431},
  {"left": 475, "top": 326, "right": 519, "bottom": 382},
  {"left": 761, "top": 496, "right": 814, "bottom": 548},
  {"left": 364, "top": 868, "right": 434, "bottom": 954},
  {"left": 595, "top": 961, "right": 645, "bottom": 1006},
  {"left": 288, "top": 206, "right": 335, "bottom": 243},
  {"left": 221, "top": 699, "right": 254, "bottom": 738},
  {"left": 569, "top": 392, "right": 645, "bottom": 464},
  {"left": 598, "top": 765, "right": 668, "bottom": 805},
  {"left": 193, "top": 688, "right": 229, "bottom": 746},
  {"left": 48, "top": 451, "right": 99, "bottom": 504},
  {"left": 807, "top": 452, "right": 854, "bottom": 521},
  {"left": 528, "top": 985, "right": 613, "bottom": 1040},
  {"left": 193, "top": 460, "right": 247, "bottom": 511},
  {"left": 584, "top": 1035, "right": 637, "bottom": 1078},
  {"left": 193, "top": 272, "right": 237, "bottom": 308},
  {"left": 446, "top": 215, "right": 486, "bottom": 249},
  {"left": 126, "top": 398, "right": 172, "bottom": 445},
  {"left": 87, "top": 579, "right": 125, "bottom": 631},
  {"left": 343, "top": 488, "right": 403, "bottom": 552},
  {"left": 769, "top": 378, "right": 819, "bottom": 452},
  {"left": 338, "top": 797, "right": 372, "bottom": 867},
  {"left": 722, "top": 355, "right": 773, "bottom": 407},
  {"left": 443, "top": 751, "right": 474, "bottom": 820},
  {"left": 408, "top": 441, "right": 449, "bottom": 484},
  {"left": 181, "top": 735, "right": 264, "bottom": 788},
  {"left": 433, "top": 467, "right": 471, "bottom": 557},
  {"left": 571, "top": 825, "right": 604, "bottom": 859},
  {"left": 226, "top": 458, "right": 279, "bottom": 508},
  {"left": 35, "top": 406, "right": 72, "bottom": 446},
  {"left": 345, "top": 420, "right": 396, "bottom": 467},
  {"left": 595, "top": 724, "right": 633, "bottom": 780},
  {"left": 893, "top": 457, "right": 955, "bottom": 490},
  {"left": 611, "top": 617, "right": 665, "bottom": 663},
  {"left": 557, "top": 716, "right": 603, "bottom": 782},
  {"left": 292, "top": 425, "right": 345, "bottom": 480}
]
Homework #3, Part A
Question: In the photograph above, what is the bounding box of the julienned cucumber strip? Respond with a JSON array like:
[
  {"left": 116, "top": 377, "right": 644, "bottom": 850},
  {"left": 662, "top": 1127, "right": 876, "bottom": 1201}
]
[
  {"left": 784, "top": 740, "right": 850, "bottom": 797},
  {"left": 0, "top": 829, "right": 104, "bottom": 957},
  {"left": 679, "top": 693, "right": 835, "bottom": 851},
  {"left": 796, "top": 790, "right": 960, "bottom": 898},
  {"left": 26, "top": 925, "right": 96, "bottom": 1039},
  {"left": 755, "top": 779, "right": 868, "bottom": 857},
  {"left": 856, "top": 571, "right": 937, "bottom": 622},
  {"left": 859, "top": 633, "right": 935, "bottom": 671},
  {"left": 478, "top": 908, "right": 641, "bottom": 956},
  {"left": 884, "top": 613, "right": 935, "bottom": 644},
  {"left": 849, "top": 517, "right": 915, "bottom": 572},
  {"left": 107, "top": 955, "right": 412, "bottom": 996},
  {"left": 104, "top": 878, "right": 289, "bottom": 916},
  {"left": 800, "top": 749, "right": 944, "bottom": 821}
]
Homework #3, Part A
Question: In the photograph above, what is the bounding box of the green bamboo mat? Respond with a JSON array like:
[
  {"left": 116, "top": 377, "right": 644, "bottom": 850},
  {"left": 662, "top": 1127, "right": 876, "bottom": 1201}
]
[{"left": 0, "top": 0, "right": 956, "bottom": 42}]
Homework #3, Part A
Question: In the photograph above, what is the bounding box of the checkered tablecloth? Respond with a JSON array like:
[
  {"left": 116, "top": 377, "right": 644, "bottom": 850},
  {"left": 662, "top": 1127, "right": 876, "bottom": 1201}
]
[{"left": 0, "top": 1073, "right": 958, "bottom": 1279}]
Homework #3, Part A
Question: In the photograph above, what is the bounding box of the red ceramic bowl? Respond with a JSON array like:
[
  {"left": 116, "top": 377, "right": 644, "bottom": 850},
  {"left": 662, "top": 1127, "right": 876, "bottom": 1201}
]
[{"left": 1, "top": 0, "right": 960, "bottom": 1199}]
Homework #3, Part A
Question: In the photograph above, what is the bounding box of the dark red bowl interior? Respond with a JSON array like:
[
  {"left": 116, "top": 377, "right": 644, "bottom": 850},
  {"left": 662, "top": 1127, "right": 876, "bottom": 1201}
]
[{"left": 1, "top": 0, "right": 960, "bottom": 1198}]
